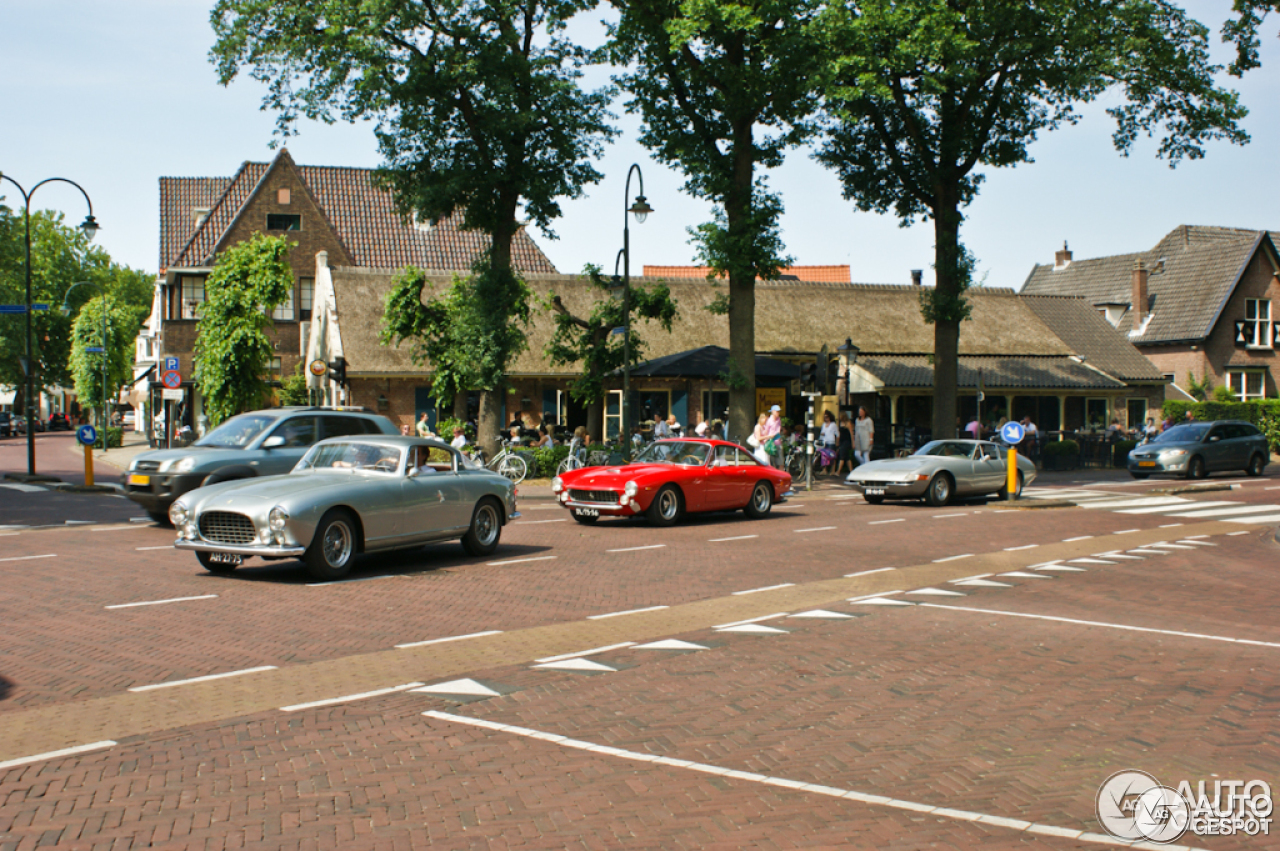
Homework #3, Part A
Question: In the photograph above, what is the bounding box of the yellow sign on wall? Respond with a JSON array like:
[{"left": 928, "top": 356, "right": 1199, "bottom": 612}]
[{"left": 756, "top": 387, "right": 786, "bottom": 417}]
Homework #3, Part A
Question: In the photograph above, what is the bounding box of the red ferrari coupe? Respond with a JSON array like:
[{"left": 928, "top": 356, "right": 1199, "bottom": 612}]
[{"left": 551, "top": 438, "right": 794, "bottom": 526}]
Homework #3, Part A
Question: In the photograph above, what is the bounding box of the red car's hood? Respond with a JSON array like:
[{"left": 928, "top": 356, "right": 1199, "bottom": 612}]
[{"left": 567, "top": 463, "right": 690, "bottom": 485}]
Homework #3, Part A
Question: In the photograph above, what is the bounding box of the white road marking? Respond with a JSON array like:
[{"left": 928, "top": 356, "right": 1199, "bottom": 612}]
[
  {"left": 999, "top": 572, "right": 1050, "bottom": 579},
  {"left": 1062, "top": 536, "right": 1093, "bottom": 542},
  {"left": 536, "top": 642, "right": 635, "bottom": 663},
  {"left": 709, "top": 535, "right": 758, "bottom": 542},
  {"left": 732, "top": 583, "right": 795, "bottom": 596},
  {"left": 1081, "top": 497, "right": 1190, "bottom": 510},
  {"left": 135, "top": 545, "right": 172, "bottom": 551},
  {"left": 906, "top": 588, "right": 966, "bottom": 597},
  {"left": 413, "top": 679, "right": 501, "bottom": 697},
  {"left": 1112, "top": 529, "right": 1140, "bottom": 534},
  {"left": 1267, "top": 486, "right": 1280, "bottom": 490},
  {"left": 1119, "top": 501, "right": 1237, "bottom": 514},
  {"left": 955, "top": 579, "right": 1013, "bottom": 587},
  {"left": 1159, "top": 523, "right": 1184, "bottom": 528},
  {"left": 0, "top": 740, "right": 117, "bottom": 771},
  {"left": 1038, "top": 566, "right": 1086, "bottom": 572},
  {"left": 868, "top": 518, "right": 905, "bottom": 525},
  {"left": 105, "top": 595, "right": 218, "bottom": 610},
  {"left": 306, "top": 574, "right": 395, "bottom": 587},
  {"left": 775, "top": 503, "right": 804, "bottom": 508},
  {"left": 0, "top": 553, "right": 56, "bottom": 563},
  {"left": 1092, "top": 552, "right": 1143, "bottom": 560},
  {"left": 129, "top": 665, "right": 277, "bottom": 692},
  {"left": 1184, "top": 534, "right": 1210, "bottom": 539},
  {"left": 716, "top": 623, "right": 789, "bottom": 634},
  {"left": 714, "top": 612, "right": 789, "bottom": 629},
  {"left": 933, "top": 513, "right": 967, "bottom": 519},
  {"left": 281, "top": 682, "right": 424, "bottom": 712},
  {"left": 1003, "top": 544, "right": 1039, "bottom": 551},
  {"left": 1169, "top": 504, "right": 1280, "bottom": 519},
  {"left": 516, "top": 518, "right": 568, "bottom": 524},
  {"left": 932, "top": 554, "right": 973, "bottom": 563},
  {"left": 588, "top": 605, "right": 669, "bottom": 620},
  {"left": 1065, "top": 558, "right": 1113, "bottom": 565},
  {"left": 606, "top": 544, "right": 667, "bottom": 553},
  {"left": 1225, "top": 514, "right": 1280, "bottom": 524},
  {"left": 950, "top": 573, "right": 992, "bottom": 582},
  {"left": 845, "top": 567, "right": 896, "bottom": 578},
  {"left": 424, "top": 711, "right": 1153, "bottom": 848},
  {"left": 88, "top": 525, "right": 138, "bottom": 533},
  {"left": 1227, "top": 530, "right": 1251, "bottom": 535},
  {"left": 1151, "top": 542, "right": 1196, "bottom": 550},
  {"left": 789, "top": 610, "right": 855, "bottom": 619},
  {"left": 635, "top": 639, "right": 708, "bottom": 651},
  {"left": 533, "top": 658, "right": 617, "bottom": 672},
  {"left": 1127, "top": 548, "right": 1170, "bottom": 556},
  {"left": 847, "top": 591, "right": 903, "bottom": 602},
  {"left": 396, "top": 630, "right": 503, "bottom": 649},
  {"left": 486, "top": 555, "right": 557, "bottom": 566},
  {"left": 130, "top": 517, "right": 151, "bottom": 523},
  {"left": 64, "top": 521, "right": 93, "bottom": 525},
  {"left": 851, "top": 597, "right": 914, "bottom": 606},
  {"left": 918, "top": 603, "right": 1280, "bottom": 649},
  {"left": 0, "top": 483, "right": 46, "bottom": 493},
  {"left": 794, "top": 526, "right": 837, "bottom": 533}
]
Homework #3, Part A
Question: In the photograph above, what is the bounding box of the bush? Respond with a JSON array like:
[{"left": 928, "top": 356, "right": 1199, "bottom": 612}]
[
  {"left": 1161, "top": 399, "right": 1280, "bottom": 430},
  {"left": 94, "top": 427, "right": 123, "bottom": 450},
  {"left": 1040, "top": 439, "right": 1079, "bottom": 470},
  {"left": 437, "top": 416, "right": 472, "bottom": 441},
  {"left": 1112, "top": 438, "right": 1137, "bottom": 468},
  {"left": 533, "top": 445, "right": 570, "bottom": 478}
]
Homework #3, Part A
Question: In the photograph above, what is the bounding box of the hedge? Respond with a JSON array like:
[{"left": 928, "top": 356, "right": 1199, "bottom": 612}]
[
  {"left": 93, "top": 427, "right": 123, "bottom": 450},
  {"left": 1040, "top": 438, "right": 1079, "bottom": 471},
  {"left": 1160, "top": 400, "right": 1280, "bottom": 451}
]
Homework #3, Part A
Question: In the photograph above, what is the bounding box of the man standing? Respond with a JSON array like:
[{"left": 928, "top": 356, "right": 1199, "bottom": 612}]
[{"left": 763, "top": 405, "right": 783, "bottom": 467}]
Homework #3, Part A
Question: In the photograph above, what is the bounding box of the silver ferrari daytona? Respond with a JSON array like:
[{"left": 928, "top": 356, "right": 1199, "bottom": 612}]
[
  {"left": 170, "top": 436, "right": 519, "bottom": 580},
  {"left": 844, "top": 439, "right": 1037, "bottom": 505}
]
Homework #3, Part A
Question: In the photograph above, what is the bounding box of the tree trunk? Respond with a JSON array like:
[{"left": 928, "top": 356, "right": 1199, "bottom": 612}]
[
  {"left": 453, "top": 390, "right": 468, "bottom": 422},
  {"left": 931, "top": 196, "right": 963, "bottom": 441},
  {"left": 476, "top": 215, "right": 518, "bottom": 458},
  {"left": 478, "top": 390, "right": 501, "bottom": 462},
  {"left": 725, "top": 121, "right": 757, "bottom": 445}
]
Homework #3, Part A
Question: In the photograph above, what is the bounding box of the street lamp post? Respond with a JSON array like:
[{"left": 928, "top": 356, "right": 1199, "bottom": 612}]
[
  {"left": 61, "top": 281, "right": 111, "bottom": 440},
  {"left": 620, "top": 164, "right": 653, "bottom": 458},
  {"left": 837, "top": 337, "right": 859, "bottom": 408},
  {"left": 0, "top": 172, "right": 99, "bottom": 475}
]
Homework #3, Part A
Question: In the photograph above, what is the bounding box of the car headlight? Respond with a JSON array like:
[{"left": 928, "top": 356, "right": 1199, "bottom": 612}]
[
  {"left": 161, "top": 456, "right": 197, "bottom": 473},
  {"left": 269, "top": 506, "right": 289, "bottom": 531},
  {"left": 551, "top": 476, "right": 564, "bottom": 493},
  {"left": 1159, "top": 449, "right": 1187, "bottom": 458},
  {"left": 169, "top": 501, "right": 190, "bottom": 527},
  {"left": 128, "top": 458, "right": 139, "bottom": 471},
  {"left": 624, "top": 480, "right": 638, "bottom": 498}
]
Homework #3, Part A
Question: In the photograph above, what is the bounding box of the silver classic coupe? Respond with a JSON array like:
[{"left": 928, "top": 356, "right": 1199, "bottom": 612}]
[
  {"left": 170, "top": 436, "right": 519, "bottom": 580},
  {"left": 844, "top": 439, "right": 1038, "bottom": 505}
]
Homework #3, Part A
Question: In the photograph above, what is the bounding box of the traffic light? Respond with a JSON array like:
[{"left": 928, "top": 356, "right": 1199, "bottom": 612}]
[
  {"left": 800, "top": 361, "right": 816, "bottom": 390},
  {"left": 816, "top": 352, "right": 829, "bottom": 394},
  {"left": 327, "top": 357, "right": 348, "bottom": 386}
]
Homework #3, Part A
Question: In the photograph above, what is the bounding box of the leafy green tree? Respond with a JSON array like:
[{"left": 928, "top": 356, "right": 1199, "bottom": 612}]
[
  {"left": 381, "top": 265, "right": 533, "bottom": 440},
  {"left": 277, "top": 362, "right": 310, "bottom": 406},
  {"left": 66, "top": 296, "right": 146, "bottom": 422},
  {"left": 193, "top": 234, "right": 293, "bottom": 425},
  {"left": 0, "top": 204, "right": 153, "bottom": 415},
  {"left": 544, "top": 267, "right": 678, "bottom": 440},
  {"left": 211, "top": 0, "right": 615, "bottom": 452},
  {"left": 608, "top": 0, "right": 821, "bottom": 441},
  {"left": 1222, "top": 1, "right": 1279, "bottom": 74},
  {"left": 817, "top": 0, "right": 1248, "bottom": 439},
  {"left": 1186, "top": 368, "right": 1215, "bottom": 401}
]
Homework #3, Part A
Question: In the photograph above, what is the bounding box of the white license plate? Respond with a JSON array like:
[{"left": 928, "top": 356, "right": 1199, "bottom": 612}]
[
  {"left": 864, "top": 488, "right": 886, "bottom": 496},
  {"left": 208, "top": 553, "right": 243, "bottom": 565},
  {"left": 574, "top": 508, "right": 599, "bottom": 517}
]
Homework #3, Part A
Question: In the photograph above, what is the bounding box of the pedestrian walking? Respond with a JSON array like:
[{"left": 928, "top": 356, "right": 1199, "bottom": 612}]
[
  {"left": 853, "top": 406, "right": 874, "bottom": 467},
  {"left": 835, "top": 414, "right": 854, "bottom": 475}
]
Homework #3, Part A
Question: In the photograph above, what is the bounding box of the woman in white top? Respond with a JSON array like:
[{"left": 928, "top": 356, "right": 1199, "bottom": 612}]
[
  {"left": 853, "top": 406, "right": 874, "bottom": 466},
  {"left": 750, "top": 414, "right": 771, "bottom": 465},
  {"left": 450, "top": 427, "right": 468, "bottom": 449},
  {"left": 819, "top": 411, "right": 839, "bottom": 448}
]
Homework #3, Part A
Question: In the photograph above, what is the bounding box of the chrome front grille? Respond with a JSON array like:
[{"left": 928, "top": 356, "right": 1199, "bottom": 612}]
[
  {"left": 199, "top": 511, "right": 256, "bottom": 545},
  {"left": 134, "top": 460, "right": 161, "bottom": 473},
  {"left": 569, "top": 489, "right": 619, "bottom": 504}
]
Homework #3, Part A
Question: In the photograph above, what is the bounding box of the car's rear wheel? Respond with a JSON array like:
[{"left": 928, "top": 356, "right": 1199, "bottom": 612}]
[
  {"left": 462, "top": 499, "right": 503, "bottom": 557},
  {"left": 1186, "top": 456, "right": 1206, "bottom": 480},
  {"left": 1246, "top": 453, "right": 1266, "bottom": 477},
  {"left": 196, "top": 551, "right": 239, "bottom": 575},
  {"left": 925, "top": 473, "right": 952, "bottom": 507},
  {"left": 997, "top": 472, "right": 1025, "bottom": 501},
  {"left": 744, "top": 481, "right": 773, "bottom": 519},
  {"left": 304, "top": 509, "right": 358, "bottom": 581},
  {"left": 646, "top": 485, "right": 683, "bottom": 526}
]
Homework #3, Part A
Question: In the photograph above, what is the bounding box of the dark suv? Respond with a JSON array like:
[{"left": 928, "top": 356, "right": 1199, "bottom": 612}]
[
  {"left": 122, "top": 407, "right": 398, "bottom": 522},
  {"left": 1128, "top": 419, "right": 1271, "bottom": 479}
]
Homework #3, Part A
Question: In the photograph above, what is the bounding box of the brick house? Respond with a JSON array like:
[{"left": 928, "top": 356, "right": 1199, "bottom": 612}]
[
  {"left": 306, "top": 260, "right": 1165, "bottom": 446},
  {"left": 151, "top": 149, "right": 556, "bottom": 431},
  {"left": 1022, "top": 226, "right": 1280, "bottom": 407}
]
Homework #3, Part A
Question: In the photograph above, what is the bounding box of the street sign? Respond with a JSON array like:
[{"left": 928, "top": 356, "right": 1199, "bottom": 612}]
[
  {"left": 161, "top": 371, "right": 182, "bottom": 390},
  {"left": 162, "top": 388, "right": 184, "bottom": 401},
  {"left": 85, "top": 347, "right": 106, "bottom": 353},
  {"left": 162, "top": 356, "right": 180, "bottom": 373},
  {"left": 1000, "top": 421, "right": 1026, "bottom": 445},
  {"left": 308, "top": 359, "right": 328, "bottom": 377},
  {"left": 76, "top": 424, "right": 98, "bottom": 446},
  {"left": 0, "top": 304, "right": 50, "bottom": 313}
]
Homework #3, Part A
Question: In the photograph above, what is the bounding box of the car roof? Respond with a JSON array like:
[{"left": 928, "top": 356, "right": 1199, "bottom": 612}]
[{"left": 313, "top": 435, "right": 455, "bottom": 449}]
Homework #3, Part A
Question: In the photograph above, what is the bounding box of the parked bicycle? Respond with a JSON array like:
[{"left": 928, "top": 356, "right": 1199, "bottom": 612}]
[
  {"left": 556, "top": 438, "right": 586, "bottom": 476},
  {"left": 470, "top": 438, "right": 529, "bottom": 483},
  {"left": 784, "top": 441, "right": 811, "bottom": 481}
]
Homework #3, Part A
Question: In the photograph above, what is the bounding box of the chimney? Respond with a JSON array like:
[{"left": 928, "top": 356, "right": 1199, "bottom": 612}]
[
  {"left": 1132, "top": 259, "right": 1149, "bottom": 329},
  {"left": 910, "top": 269, "right": 923, "bottom": 286},
  {"left": 1054, "top": 241, "right": 1072, "bottom": 270}
]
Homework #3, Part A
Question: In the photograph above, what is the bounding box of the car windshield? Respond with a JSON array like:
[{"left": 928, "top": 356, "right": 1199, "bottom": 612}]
[
  {"left": 915, "top": 441, "right": 974, "bottom": 458},
  {"left": 1152, "top": 423, "right": 1209, "bottom": 443},
  {"left": 195, "top": 414, "right": 275, "bottom": 448},
  {"left": 633, "top": 441, "right": 711, "bottom": 466},
  {"left": 297, "top": 441, "right": 403, "bottom": 473}
]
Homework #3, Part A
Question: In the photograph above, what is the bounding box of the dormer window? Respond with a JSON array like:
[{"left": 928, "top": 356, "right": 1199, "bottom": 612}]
[
  {"left": 266, "top": 213, "right": 301, "bottom": 231},
  {"left": 192, "top": 207, "right": 210, "bottom": 227}
]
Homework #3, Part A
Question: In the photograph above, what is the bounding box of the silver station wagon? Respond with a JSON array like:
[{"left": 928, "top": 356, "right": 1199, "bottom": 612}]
[
  {"left": 170, "top": 436, "right": 519, "bottom": 580},
  {"left": 1127, "top": 420, "right": 1270, "bottom": 479}
]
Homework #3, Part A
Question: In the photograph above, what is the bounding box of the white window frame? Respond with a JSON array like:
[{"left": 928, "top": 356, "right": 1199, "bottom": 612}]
[
  {"left": 1227, "top": 370, "right": 1266, "bottom": 401},
  {"left": 1246, "top": 298, "right": 1272, "bottom": 349},
  {"left": 179, "top": 275, "right": 205, "bottom": 319}
]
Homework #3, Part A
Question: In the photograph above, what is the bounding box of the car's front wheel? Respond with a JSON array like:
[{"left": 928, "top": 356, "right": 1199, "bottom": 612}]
[
  {"left": 1186, "top": 456, "right": 1207, "bottom": 480},
  {"left": 462, "top": 499, "right": 503, "bottom": 557},
  {"left": 925, "top": 473, "right": 952, "bottom": 507},
  {"left": 1247, "top": 453, "right": 1266, "bottom": 477},
  {"left": 744, "top": 481, "right": 773, "bottom": 518},
  {"left": 304, "top": 509, "right": 358, "bottom": 581},
  {"left": 646, "top": 485, "right": 683, "bottom": 526}
]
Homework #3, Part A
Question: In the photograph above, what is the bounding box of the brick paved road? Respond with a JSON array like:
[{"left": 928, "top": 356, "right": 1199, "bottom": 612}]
[{"left": 1, "top": 475, "right": 1278, "bottom": 849}]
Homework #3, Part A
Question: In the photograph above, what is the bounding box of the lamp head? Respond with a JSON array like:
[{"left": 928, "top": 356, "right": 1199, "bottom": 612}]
[
  {"left": 838, "top": 337, "right": 859, "bottom": 365},
  {"left": 629, "top": 195, "right": 653, "bottom": 224},
  {"left": 79, "top": 214, "right": 101, "bottom": 242}
]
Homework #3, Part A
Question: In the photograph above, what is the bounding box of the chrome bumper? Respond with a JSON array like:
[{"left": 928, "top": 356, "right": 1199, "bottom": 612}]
[
  {"left": 563, "top": 499, "right": 635, "bottom": 514},
  {"left": 174, "top": 539, "right": 307, "bottom": 557}
]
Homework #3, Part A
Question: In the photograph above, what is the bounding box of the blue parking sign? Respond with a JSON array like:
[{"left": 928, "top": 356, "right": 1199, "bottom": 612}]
[
  {"left": 1000, "top": 421, "right": 1025, "bottom": 445},
  {"left": 162, "top": 356, "right": 180, "bottom": 373}
]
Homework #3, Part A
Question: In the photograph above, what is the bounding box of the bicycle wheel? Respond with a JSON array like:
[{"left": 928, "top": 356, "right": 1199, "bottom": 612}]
[
  {"left": 498, "top": 453, "right": 528, "bottom": 483},
  {"left": 556, "top": 455, "right": 582, "bottom": 476}
]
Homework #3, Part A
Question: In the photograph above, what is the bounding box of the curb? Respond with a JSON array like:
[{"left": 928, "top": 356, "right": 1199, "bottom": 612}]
[
  {"left": 999, "top": 499, "right": 1076, "bottom": 510},
  {"left": 51, "top": 483, "right": 123, "bottom": 495},
  {"left": 3, "top": 473, "right": 63, "bottom": 484},
  {"left": 1147, "top": 483, "right": 1237, "bottom": 495}
]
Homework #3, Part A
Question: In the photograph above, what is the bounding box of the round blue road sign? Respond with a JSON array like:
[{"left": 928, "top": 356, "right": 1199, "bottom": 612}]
[
  {"left": 1000, "top": 421, "right": 1025, "bottom": 445},
  {"left": 77, "top": 424, "right": 98, "bottom": 446}
]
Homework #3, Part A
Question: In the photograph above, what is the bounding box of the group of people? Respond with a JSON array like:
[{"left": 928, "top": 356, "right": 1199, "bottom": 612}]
[{"left": 812, "top": 407, "right": 874, "bottom": 475}]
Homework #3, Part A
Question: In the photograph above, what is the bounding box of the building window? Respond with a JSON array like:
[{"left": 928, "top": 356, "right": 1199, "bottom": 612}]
[
  {"left": 270, "top": 288, "right": 295, "bottom": 321},
  {"left": 1227, "top": 370, "right": 1266, "bottom": 400},
  {"left": 1246, "top": 299, "right": 1272, "bottom": 348},
  {"left": 179, "top": 275, "right": 205, "bottom": 319},
  {"left": 299, "top": 276, "right": 314, "bottom": 321},
  {"left": 266, "top": 213, "right": 301, "bottom": 231},
  {"left": 1085, "top": 398, "right": 1109, "bottom": 430}
]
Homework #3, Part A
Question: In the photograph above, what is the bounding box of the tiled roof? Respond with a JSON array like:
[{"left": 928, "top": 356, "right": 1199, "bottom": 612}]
[
  {"left": 857, "top": 355, "right": 1125, "bottom": 390},
  {"left": 644, "top": 265, "right": 852, "bottom": 283},
  {"left": 1020, "top": 225, "right": 1280, "bottom": 344},
  {"left": 1020, "top": 296, "right": 1165, "bottom": 382},
  {"left": 160, "top": 152, "right": 558, "bottom": 274}
]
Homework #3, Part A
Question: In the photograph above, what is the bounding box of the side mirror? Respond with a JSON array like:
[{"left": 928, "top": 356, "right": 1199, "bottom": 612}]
[
  {"left": 262, "top": 435, "right": 286, "bottom": 449},
  {"left": 406, "top": 467, "right": 419, "bottom": 478},
  {"left": 1208, "top": 435, "right": 1220, "bottom": 443}
]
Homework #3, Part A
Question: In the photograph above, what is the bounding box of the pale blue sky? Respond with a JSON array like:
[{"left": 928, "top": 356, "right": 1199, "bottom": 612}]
[{"left": 2, "top": 1, "right": 1276, "bottom": 292}]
